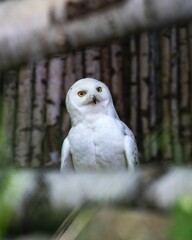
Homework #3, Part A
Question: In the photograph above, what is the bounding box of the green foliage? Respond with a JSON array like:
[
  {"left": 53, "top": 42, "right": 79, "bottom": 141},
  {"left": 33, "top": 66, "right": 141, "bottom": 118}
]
[
  {"left": 0, "top": 127, "right": 11, "bottom": 167},
  {"left": 142, "top": 126, "right": 185, "bottom": 164},
  {"left": 168, "top": 196, "right": 192, "bottom": 240},
  {"left": 0, "top": 94, "right": 12, "bottom": 167},
  {"left": 0, "top": 94, "right": 14, "bottom": 237},
  {"left": 0, "top": 172, "right": 14, "bottom": 237}
]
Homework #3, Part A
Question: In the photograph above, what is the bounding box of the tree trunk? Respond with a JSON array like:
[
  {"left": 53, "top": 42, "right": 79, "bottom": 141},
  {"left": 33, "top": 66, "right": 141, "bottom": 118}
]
[
  {"left": 101, "top": 46, "right": 111, "bottom": 88},
  {"left": 2, "top": 71, "right": 18, "bottom": 162},
  {"left": 85, "top": 48, "right": 101, "bottom": 79},
  {"left": 111, "top": 43, "right": 124, "bottom": 119},
  {"left": 170, "top": 27, "right": 182, "bottom": 163},
  {"left": 15, "top": 66, "right": 33, "bottom": 166},
  {"left": 188, "top": 23, "right": 192, "bottom": 161},
  {"left": 130, "top": 37, "right": 138, "bottom": 137},
  {"left": 1, "top": 0, "right": 192, "bottom": 71},
  {"left": 1, "top": 166, "right": 192, "bottom": 234},
  {"left": 31, "top": 61, "right": 47, "bottom": 166},
  {"left": 160, "top": 29, "right": 172, "bottom": 162},
  {"left": 139, "top": 33, "right": 150, "bottom": 161},
  {"left": 74, "top": 51, "right": 84, "bottom": 80},
  {"left": 45, "top": 58, "right": 63, "bottom": 164},
  {"left": 61, "top": 54, "right": 76, "bottom": 139},
  {"left": 149, "top": 34, "right": 158, "bottom": 161},
  {"left": 179, "top": 26, "right": 191, "bottom": 163}
]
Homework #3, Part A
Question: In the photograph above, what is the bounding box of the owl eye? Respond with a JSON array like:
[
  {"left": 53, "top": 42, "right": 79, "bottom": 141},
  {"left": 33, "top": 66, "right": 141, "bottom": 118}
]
[
  {"left": 77, "top": 91, "right": 86, "bottom": 97},
  {"left": 97, "top": 87, "right": 102, "bottom": 92}
]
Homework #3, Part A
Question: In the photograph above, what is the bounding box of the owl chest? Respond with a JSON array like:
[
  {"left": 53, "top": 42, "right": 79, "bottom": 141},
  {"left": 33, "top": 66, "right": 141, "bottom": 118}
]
[{"left": 68, "top": 118, "right": 125, "bottom": 169}]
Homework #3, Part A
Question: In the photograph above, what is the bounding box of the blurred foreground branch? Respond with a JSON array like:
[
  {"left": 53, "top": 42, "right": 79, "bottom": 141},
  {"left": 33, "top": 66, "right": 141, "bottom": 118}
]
[
  {"left": 0, "top": 0, "right": 192, "bottom": 70},
  {"left": 1, "top": 166, "right": 192, "bottom": 233}
]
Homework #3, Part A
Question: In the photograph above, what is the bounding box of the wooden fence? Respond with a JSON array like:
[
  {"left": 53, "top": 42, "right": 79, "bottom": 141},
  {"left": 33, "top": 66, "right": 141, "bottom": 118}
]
[{"left": 1, "top": 23, "right": 192, "bottom": 167}]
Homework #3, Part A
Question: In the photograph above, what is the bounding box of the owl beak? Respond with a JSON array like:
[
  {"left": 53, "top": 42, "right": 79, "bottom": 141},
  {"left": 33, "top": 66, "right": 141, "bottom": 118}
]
[{"left": 92, "top": 95, "right": 97, "bottom": 104}]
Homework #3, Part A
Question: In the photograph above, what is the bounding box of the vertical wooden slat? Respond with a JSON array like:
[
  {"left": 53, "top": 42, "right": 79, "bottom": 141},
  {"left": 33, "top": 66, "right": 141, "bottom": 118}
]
[
  {"left": 62, "top": 54, "right": 76, "bottom": 139},
  {"left": 2, "top": 71, "right": 17, "bottom": 162},
  {"left": 171, "top": 27, "right": 182, "bottom": 163},
  {"left": 85, "top": 48, "right": 101, "bottom": 79},
  {"left": 122, "top": 40, "right": 131, "bottom": 124},
  {"left": 139, "top": 33, "right": 150, "bottom": 161},
  {"left": 111, "top": 43, "right": 124, "bottom": 119},
  {"left": 101, "top": 46, "right": 111, "bottom": 88},
  {"left": 149, "top": 34, "right": 158, "bottom": 161},
  {"left": 130, "top": 37, "right": 138, "bottom": 136},
  {"left": 46, "top": 58, "right": 63, "bottom": 164},
  {"left": 15, "top": 66, "right": 33, "bottom": 166},
  {"left": 188, "top": 23, "right": 192, "bottom": 161},
  {"left": 74, "top": 51, "right": 84, "bottom": 80},
  {"left": 31, "top": 61, "right": 47, "bottom": 166},
  {"left": 160, "top": 29, "right": 172, "bottom": 162},
  {"left": 65, "top": 54, "right": 76, "bottom": 91},
  {"left": 179, "top": 26, "right": 191, "bottom": 163},
  {"left": 60, "top": 50, "right": 83, "bottom": 146}
]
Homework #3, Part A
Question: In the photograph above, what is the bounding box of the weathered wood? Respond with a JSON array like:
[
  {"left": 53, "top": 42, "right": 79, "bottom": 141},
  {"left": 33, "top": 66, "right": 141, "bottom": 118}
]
[
  {"left": 179, "top": 26, "right": 191, "bottom": 163},
  {"left": 170, "top": 27, "right": 182, "bottom": 163},
  {"left": 2, "top": 71, "right": 17, "bottom": 161},
  {"left": 101, "top": 46, "right": 111, "bottom": 88},
  {"left": 46, "top": 58, "right": 63, "bottom": 164},
  {"left": 74, "top": 51, "right": 84, "bottom": 80},
  {"left": 139, "top": 33, "right": 150, "bottom": 160},
  {"left": 85, "top": 48, "right": 101, "bottom": 79},
  {"left": 121, "top": 40, "right": 131, "bottom": 130},
  {"left": 31, "top": 61, "right": 47, "bottom": 166},
  {"left": 1, "top": 166, "right": 192, "bottom": 234},
  {"left": 160, "top": 29, "right": 172, "bottom": 161},
  {"left": 188, "top": 23, "right": 192, "bottom": 160},
  {"left": 149, "top": 34, "right": 158, "bottom": 160},
  {"left": 15, "top": 66, "right": 33, "bottom": 166},
  {"left": 111, "top": 43, "right": 124, "bottom": 119},
  {"left": 0, "top": 0, "right": 192, "bottom": 70},
  {"left": 130, "top": 37, "right": 138, "bottom": 136},
  {"left": 70, "top": 208, "right": 168, "bottom": 240},
  {"left": 61, "top": 54, "right": 76, "bottom": 139}
]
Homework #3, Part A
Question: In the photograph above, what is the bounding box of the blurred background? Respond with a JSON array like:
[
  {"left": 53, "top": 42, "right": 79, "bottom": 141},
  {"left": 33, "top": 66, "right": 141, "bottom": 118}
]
[
  {"left": 1, "top": 24, "right": 192, "bottom": 167},
  {"left": 0, "top": 1, "right": 192, "bottom": 240}
]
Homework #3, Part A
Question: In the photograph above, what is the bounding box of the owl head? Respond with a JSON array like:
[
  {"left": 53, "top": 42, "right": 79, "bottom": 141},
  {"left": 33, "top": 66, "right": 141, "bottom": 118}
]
[{"left": 66, "top": 78, "right": 119, "bottom": 125}]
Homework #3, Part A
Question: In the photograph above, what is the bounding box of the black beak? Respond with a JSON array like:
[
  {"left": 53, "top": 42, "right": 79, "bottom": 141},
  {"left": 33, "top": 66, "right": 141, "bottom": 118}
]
[{"left": 93, "top": 95, "right": 97, "bottom": 104}]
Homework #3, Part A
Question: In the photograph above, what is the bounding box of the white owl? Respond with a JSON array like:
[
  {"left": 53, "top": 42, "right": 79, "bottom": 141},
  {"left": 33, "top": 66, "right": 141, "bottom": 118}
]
[{"left": 61, "top": 78, "right": 139, "bottom": 172}]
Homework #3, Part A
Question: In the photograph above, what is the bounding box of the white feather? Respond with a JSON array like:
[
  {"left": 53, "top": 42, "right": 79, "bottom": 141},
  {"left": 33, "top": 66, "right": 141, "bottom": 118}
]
[
  {"left": 61, "top": 138, "right": 74, "bottom": 172},
  {"left": 61, "top": 78, "right": 139, "bottom": 172}
]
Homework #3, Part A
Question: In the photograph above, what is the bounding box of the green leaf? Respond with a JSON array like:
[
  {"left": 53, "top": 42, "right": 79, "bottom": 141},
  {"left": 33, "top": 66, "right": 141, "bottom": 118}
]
[{"left": 168, "top": 196, "right": 192, "bottom": 240}]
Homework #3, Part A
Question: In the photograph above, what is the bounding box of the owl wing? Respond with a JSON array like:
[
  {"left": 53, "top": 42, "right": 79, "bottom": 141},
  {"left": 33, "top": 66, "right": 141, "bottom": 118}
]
[
  {"left": 122, "top": 122, "right": 139, "bottom": 171},
  {"left": 60, "top": 137, "right": 74, "bottom": 172}
]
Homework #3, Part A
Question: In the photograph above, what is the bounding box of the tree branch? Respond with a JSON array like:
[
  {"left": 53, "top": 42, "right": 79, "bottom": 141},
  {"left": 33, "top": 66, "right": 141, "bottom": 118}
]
[
  {"left": 1, "top": 166, "right": 192, "bottom": 233},
  {"left": 0, "top": 0, "right": 192, "bottom": 70}
]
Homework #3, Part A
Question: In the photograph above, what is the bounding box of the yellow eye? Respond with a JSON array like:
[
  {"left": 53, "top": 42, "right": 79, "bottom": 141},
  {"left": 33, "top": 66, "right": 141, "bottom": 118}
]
[
  {"left": 97, "top": 87, "right": 102, "bottom": 92},
  {"left": 77, "top": 91, "right": 86, "bottom": 97}
]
